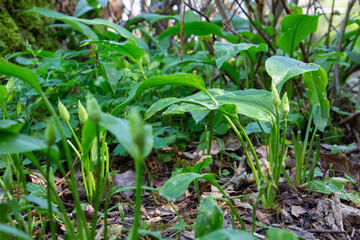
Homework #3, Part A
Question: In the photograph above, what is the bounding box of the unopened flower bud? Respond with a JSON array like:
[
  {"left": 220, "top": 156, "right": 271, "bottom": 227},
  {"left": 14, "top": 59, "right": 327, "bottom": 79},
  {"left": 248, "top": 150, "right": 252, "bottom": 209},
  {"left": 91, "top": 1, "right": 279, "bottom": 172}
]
[
  {"left": 142, "top": 52, "right": 150, "bottom": 67},
  {"left": 6, "top": 78, "right": 15, "bottom": 99},
  {"left": 45, "top": 117, "right": 56, "bottom": 147},
  {"left": 58, "top": 99, "right": 70, "bottom": 123},
  {"left": 280, "top": 93, "right": 290, "bottom": 117},
  {"left": 271, "top": 83, "right": 280, "bottom": 108},
  {"left": 86, "top": 93, "right": 101, "bottom": 124},
  {"left": 78, "top": 100, "right": 88, "bottom": 124}
]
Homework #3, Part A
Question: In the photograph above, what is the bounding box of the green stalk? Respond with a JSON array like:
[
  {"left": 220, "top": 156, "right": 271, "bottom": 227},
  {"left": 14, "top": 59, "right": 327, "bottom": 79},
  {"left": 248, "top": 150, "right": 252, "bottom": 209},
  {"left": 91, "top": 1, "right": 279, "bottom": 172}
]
[
  {"left": 128, "top": 155, "right": 144, "bottom": 240},
  {"left": 45, "top": 148, "right": 56, "bottom": 240},
  {"left": 302, "top": 126, "right": 318, "bottom": 184},
  {"left": 207, "top": 111, "right": 214, "bottom": 155},
  {"left": 302, "top": 113, "right": 313, "bottom": 167},
  {"left": 90, "top": 125, "right": 105, "bottom": 239},
  {"left": 224, "top": 115, "right": 259, "bottom": 185},
  {"left": 0, "top": 102, "right": 10, "bottom": 120},
  {"left": 307, "top": 135, "right": 320, "bottom": 182},
  {"left": 292, "top": 131, "right": 302, "bottom": 183},
  {"left": 194, "top": 180, "right": 201, "bottom": 205}
]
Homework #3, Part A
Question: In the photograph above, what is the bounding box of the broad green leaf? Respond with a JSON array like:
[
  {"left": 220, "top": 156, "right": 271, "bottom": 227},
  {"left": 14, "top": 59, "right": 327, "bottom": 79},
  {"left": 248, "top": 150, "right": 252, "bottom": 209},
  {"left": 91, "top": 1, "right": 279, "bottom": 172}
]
[
  {"left": 111, "top": 74, "right": 207, "bottom": 116},
  {"left": 0, "top": 132, "right": 48, "bottom": 155},
  {"left": 23, "top": 196, "right": 60, "bottom": 214},
  {"left": 195, "top": 196, "right": 223, "bottom": 238},
  {"left": 23, "top": 8, "right": 147, "bottom": 50},
  {"left": 145, "top": 88, "right": 276, "bottom": 122},
  {"left": 303, "top": 68, "right": 330, "bottom": 132},
  {"left": 163, "top": 56, "right": 239, "bottom": 81},
  {"left": 0, "top": 224, "right": 32, "bottom": 240},
  {"left": 265, "top": 56, "right": 319, "bottom": 92},
  {"left": 100, "top": 61, "right": 122, "bottom": 92},
  {"left": 277, "top": 14, "right": 319, "bottom": 56},
  {"left": 267, "top": 228, "right": 298, "bottom": 240},
  {"left": 200, "top": 229, "right": 257, "bottom": 240},
  {"left": 74, "top": 0, "right": 95, "bottom": 17},
  {"left": 160, "top": 173, "right": 214, "bottom": 201},
  {"left": 81, "top": 119, "right": 98, "bottom": 157},
  {"left": 214, "top": 42, "right": 253, "bottom": 68},
  {"left": 158, "top": 21, "right": 224, "bottom": 40},
  {"left": 99, "top": 113, "right": 153, "bottom": 159},
  {"left": 190, "top": 156, "right": 213, "bottom": 173},
  {"left": 0, "top": 60, "right": 42, "bottom": 95},
  {"left": 90, "top": 40, "right": 145, "bottom": 61},
  {"left": 0, "top": 120, "right": 23, "bottom": 134},
  {"left": 306, "top": 179, "right": 360, "bottom": 203}
]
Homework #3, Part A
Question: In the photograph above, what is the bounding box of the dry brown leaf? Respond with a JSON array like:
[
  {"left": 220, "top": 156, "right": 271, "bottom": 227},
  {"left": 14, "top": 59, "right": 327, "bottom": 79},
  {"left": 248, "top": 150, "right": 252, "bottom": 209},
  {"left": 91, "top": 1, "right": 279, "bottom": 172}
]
[
  {"left": 291, "top": 205, "right": 306, "bottom": 218},
  {"left": 320, "top": 152, "right": 360, "bottom": 177}
]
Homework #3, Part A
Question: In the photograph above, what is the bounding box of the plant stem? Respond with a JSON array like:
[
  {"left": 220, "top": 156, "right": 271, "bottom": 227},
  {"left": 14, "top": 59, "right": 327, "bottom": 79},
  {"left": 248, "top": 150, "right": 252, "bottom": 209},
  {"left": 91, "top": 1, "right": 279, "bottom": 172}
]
[
  {"left": 129, "top": 155, "right": 144, "bottom": 240},
  {"left": 46, "top": 148, "right": 56, "bottom": 240}
]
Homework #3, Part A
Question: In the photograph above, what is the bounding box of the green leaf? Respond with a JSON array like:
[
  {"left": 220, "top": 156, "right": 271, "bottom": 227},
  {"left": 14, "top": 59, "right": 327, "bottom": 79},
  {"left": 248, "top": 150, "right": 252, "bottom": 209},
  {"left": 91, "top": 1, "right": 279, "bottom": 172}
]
[
  {"left": 0, "top": 132, "right": 48, "bottom": 155},
  {"left": 158, "top": 21, "right": 224, "bottom": 40},
  {"left": 0, "top": 120, "right": 24, "bottom": 134},
  {"left": 23, "top": 8, "right": 146, "bottom": 49},
  {"left": 265, "top": 56, "right": 319, "bottom": 92},
  {"left": 214, "top": 42, "right": 254, "bottom": 68},
  {"left": 303, "top": 68, "right": 330, "bottom": 132},
  {"left": 111, "top": 74, "right": 207, "bottom": 116},
  {"left": 267, "top": 228, "right": 298, "bottom": 240},
  {"left": 91, "top": 40, "right": 145, "bottom": 61},
  {"left": 0, "top": 60, "right": 42, "bottom": 95},
  {"left": 277, "top": 14, "right": 319, "bottom": 56},
  {"left": 199, "top": 229, "right": 257, "bottom": 240},
  {"left": 99, "top": 113, "right": 153, "bottom": 159},
  {"left": 146, "top": 88, "right": 276, "bottom": 122},
  {"left": 0, "top": 224, "right": 32, "bottom": 240},
  {"left": 100, "top": 61, "right": 122, "bottom": 92},
  {"left": 160, "top": 173, "right": 211, "bottom": 201},
  {"left": 306, "top": 179, "right": 360, "bottom": 203},
  {"left": 23, "top": 196, "right": 60, "bottom": 214},
  {"left": 195, "top": 196, "right": 223, "bottom": 238},
  {"left": 190, "top": 156, "right": 213, "bottom": 173}
]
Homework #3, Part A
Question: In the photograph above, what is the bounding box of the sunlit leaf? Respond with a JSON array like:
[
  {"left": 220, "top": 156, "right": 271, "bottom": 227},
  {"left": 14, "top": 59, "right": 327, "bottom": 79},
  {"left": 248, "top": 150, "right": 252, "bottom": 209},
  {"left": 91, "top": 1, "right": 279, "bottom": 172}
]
[
  {"left": 277, "top": 14, "right": 319, "bottom": 56},
  {"left": 303, "top": 68, "right": 330, "bottom": 132},
  {"left": 0, "top": 132, "right": 48, "bottom": 155},
  {"left": 146, "top": 88, "right": 276, "bottom": 122},
  {"left": 111, "top": 74, "right": 207, "bottom": 116},
  {"left": 265, "top": 56, "right": 319, "bottom": 92}
]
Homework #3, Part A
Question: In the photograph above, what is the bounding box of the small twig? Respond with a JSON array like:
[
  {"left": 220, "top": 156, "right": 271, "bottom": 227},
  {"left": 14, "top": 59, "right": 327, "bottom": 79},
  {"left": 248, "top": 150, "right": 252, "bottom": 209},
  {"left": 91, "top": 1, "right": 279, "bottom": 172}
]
[
  {"left": 307, "top": 229, "right": 347, "bottom": 234},
  {"left": 184, "top": 2, "right": 210, "bottom": 22},
  {"left": 55, "top": 155, "right": 78, "bottom": 186},
  {"left": 338, "top": 110, "right": 360, "bottom": 126},
  {"left": 334, "top": 0, "right": 356, "bottom": 96},
  {"left": 235, "top": 0, "right": 276, "bottom": 53},
  {"left": 325, "top": 0, "right": 336, "bottom": 47},
  {"left": 180, "top": 0, "right": 186, "bottom": 61}
]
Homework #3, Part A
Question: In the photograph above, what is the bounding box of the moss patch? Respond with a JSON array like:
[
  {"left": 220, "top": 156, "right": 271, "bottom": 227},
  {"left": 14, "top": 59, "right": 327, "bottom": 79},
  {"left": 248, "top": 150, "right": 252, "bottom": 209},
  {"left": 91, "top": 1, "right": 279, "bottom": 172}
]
[{"left": 0, "top": 0, "right": 59, "bottom": 56}]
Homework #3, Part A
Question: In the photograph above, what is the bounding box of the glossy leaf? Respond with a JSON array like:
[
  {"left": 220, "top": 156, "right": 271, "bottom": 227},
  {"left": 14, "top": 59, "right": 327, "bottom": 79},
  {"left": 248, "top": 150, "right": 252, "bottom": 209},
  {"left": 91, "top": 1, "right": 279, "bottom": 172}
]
[
  {"left": 23, "top": 8, "right": 146, "bottom": 49},
  {"left": 277, "top": 14, "right": 319, "bottom": 56},
  {"left": 195, "top": 196, "right": 223, "bottom": 238},
  {"left": 111, "top": 74, "right": 207, "bottom": 116},
  {"left": 303, "top": 68, "right": 330, "bottom": 132},
  {"left": 146, "top": 88, "right": 276, "bottom": 122},
  {"left": 160, "top": 173, "right": 218, "bottom": 201},
  {"left": 0, "top": 132, "right": 48, "bottom": 155},
  {"left": 91, "top": 40, "right": 145, "bottom": 61},
  {"left": 100, "top": 61, "right": 122, "bottom": 92},
  {"left": 99, "top": 113, "right": 153, "bottom": 159},
  {"left": 199, "top": 229, "right": 257, "bottom": 240},
  {"left": 0, "top": 120, "right": 23, "bottom": 134},
  {"left": 23, "top": 196, "right": 60, "bottom": 214},
  {"left": 158, "top": 21, "right": 223, "bottom": 40},
  {"left": 265, "top": 56, "right": 319, "bottom": 92},
  {"left": 214, "top": 42, "right": 265, "bottom": 68},
  {"left": 190, "top": 156, "right": 213, "bottom": 173},
  {"left": 0, "top": 60, "right": 42, "bottom": 95},
  {"left": 0, "top": 85, "right": 6, "bottom": 103}
]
